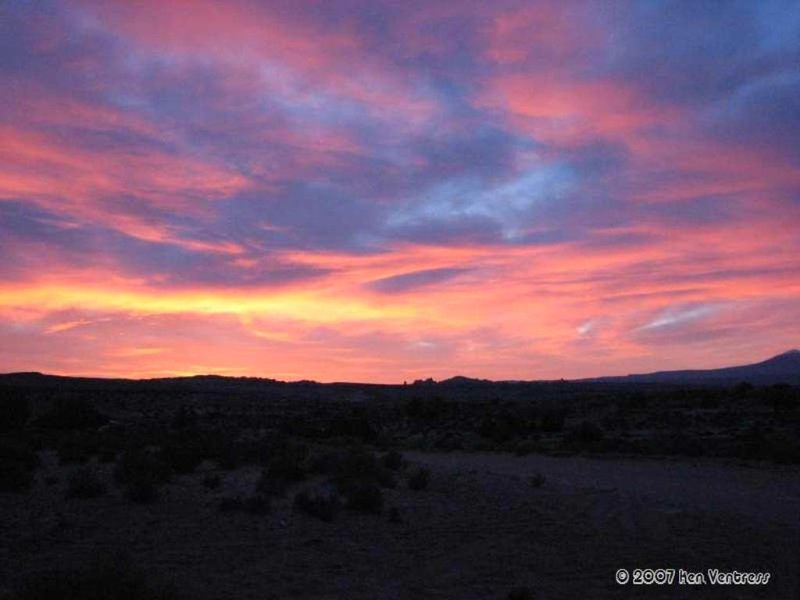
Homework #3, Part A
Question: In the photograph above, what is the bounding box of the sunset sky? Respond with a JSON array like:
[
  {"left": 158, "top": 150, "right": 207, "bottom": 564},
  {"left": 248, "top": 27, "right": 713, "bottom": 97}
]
[{"left": 1, "top": 1, "right": 799, "bottom": 382}]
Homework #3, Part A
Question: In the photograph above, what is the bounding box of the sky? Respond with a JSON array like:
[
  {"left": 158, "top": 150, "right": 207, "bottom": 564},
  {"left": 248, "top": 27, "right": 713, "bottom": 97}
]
[{"left": 1, "top": 0, "right": 799, "bottom": 382}]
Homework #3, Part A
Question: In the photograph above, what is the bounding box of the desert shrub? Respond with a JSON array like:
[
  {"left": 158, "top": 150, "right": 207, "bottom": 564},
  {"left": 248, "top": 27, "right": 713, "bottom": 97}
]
[
  {"left": 0, "top": 394, "right": 30, "bottom": 431},
  {"left": 404, "top": 395, "right": 448, "bottom": 421},
  {"left": 160, "top": 437, "right": 205, "bottom": 474},
  {"left": 764, "top": 384, "right": 799, "bottom": 414},
  {"left": 374, "top": 430, "right": 394, "bottom": 451},
  {"left": 126, "top": 476, "right": 160, "bottom": 504},
  {"left": 232, "top": 434, "right": 290, "bottom": 467},
  {"left": 507, "top": 586, "right": 534, "bottom": 600},
  {"left": 478, "top": 415, "right": 495, "bottom": 439},
  {"left": 405, "top": 432, "right": 428, "bottom": 450},
  {"left": 266, "top": 443, "right": 308, "bottom": 482},
  {"left": 671, "top": 433, "right": 704, "bottom": 457},
  {"left": 218, "top": 496, "right": 243, "bottom": 512},
  {"left": 0, "top": 437, "right": 38, "bottom": 492},
  {"left": 10, "top": 557, "right": 179, "bottom": 600},
  {"left": 699, "top": 395, "right": 720, "bottom": 409},
  {"left": 333, "top": 447, "right": 396, "bottom": 489},
  {"left": 433, "top": 430, "right": 463, "bottom": 450},
  {"left": 645, "top": 433, "right": 704, "bottom": 458},
  {"left": 404, "top": 396, "right": 424, "bottom": 419},
  {"left": 65, "top": 466, "right": 107, "bottom": 499},
  {"left": 479, "top": 414, "right": 515, "bottom": 443},
  {"left": 202, "top": 473, "right": 221, "bottom": 490},
  {"left": 313, "top": 446, "right": 396, "bottom": 491},
  {"left": 342, "top": 479, "right": 383, "bottom": 513},
  {"left": 460, "top": 432, "right": 486, "bottom": 452},
  {"left": 513, "top": 439, "right": 539, "bottom": 456},
  {"left": 218, "top": 477, "right": 272, "bottom": 513},
  {"left": 169, "top": 406, "right": 195, "bottom": 430},
  {"left": 243, "top": 493, "right": 271, "bottom": 514},
  {"left": 308, "top": 449, "right": 342, "bottom": 475},
  {"left": 88, "top": 427, "right": 126, "bottom": 464},
  {"left": 381, "top": 449, "right": 403, "bottom": 471},
  {"left": 293, "top": 487, "right": 341, "bottom": 522},
  {"left": 763, "top": 436, "right": 800, "bottom": 464},
  {"left": 255, "top": 469, "right": 288, "bottom": 499},
  {"left": 114, "top": 448, "right": 170, "bottom": 485},
  {"left": 327, "top": 411, "right": 377, "bottom": 442},
  {"left": 664, "top": 410, "right": 690, "bottom": 431},
  {"left": 98, "top": 447, "right": 118, "bottom": 463},
  {"left": 36, "top": 399, "right": 108, "bottom": 431},
  {"left": 539, "top": 405, "right": 566, "bottom": 433},
  {"left": 115, "top": 448, "right": 170, "bottom": 504},
  {"left": 0, "top": 461, "right": 35, "bottom": 493},
  {"left": 734, "top": 426, "right": 768, "bottom": 461},
  {"left": 407, "top": 466, "right": 430, "bottom": 491},
  {"left": 600, "top": 436, "right": 637, "bottom": 454},
  {"left": 212, "top": 438, "right": 251, "bottom": 470},
  {"left": 580, "top": 421, "right": 603, "bottom": 442},
  {"left": 57, "top": 434, "right": 101, "bottom": 465}
]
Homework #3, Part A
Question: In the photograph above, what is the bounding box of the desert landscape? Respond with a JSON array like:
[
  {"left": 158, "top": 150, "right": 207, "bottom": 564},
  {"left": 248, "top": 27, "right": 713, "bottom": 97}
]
[{"left": 2, "top": 354, "right": 799, "bottom": 598}]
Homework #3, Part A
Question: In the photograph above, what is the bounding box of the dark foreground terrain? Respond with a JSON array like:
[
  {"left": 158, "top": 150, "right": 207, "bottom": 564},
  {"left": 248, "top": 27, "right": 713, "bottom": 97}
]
[{"left": 1, "top": 369, "right": 799, "bottom": 599}]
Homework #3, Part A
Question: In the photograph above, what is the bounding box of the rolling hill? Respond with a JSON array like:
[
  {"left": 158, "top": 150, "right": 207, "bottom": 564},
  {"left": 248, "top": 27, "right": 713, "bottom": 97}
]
[{"left": 586, "top": 350, "right": 800, "bottom": 386}]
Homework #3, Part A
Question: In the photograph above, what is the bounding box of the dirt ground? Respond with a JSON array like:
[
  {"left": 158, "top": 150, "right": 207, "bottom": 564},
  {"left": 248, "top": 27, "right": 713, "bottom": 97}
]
[{"left": 2, "top": 451, "right": 798, "bottom": 599}]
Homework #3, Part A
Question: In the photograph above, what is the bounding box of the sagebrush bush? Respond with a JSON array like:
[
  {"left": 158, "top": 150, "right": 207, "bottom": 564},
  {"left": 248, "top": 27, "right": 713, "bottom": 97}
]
[
  {"left": 514, "top": 439, "right": 539, "bottom": 456},
  {"left": 57, "top": 435, "right": 99, "bottom": 465},
  {"left": 381, "top": 449, "right": 403, "bottom": 471},
  {"left": 243, "top": 493, "right": 271, "bottom": 514},
  {"left": 255, "top": 469, "right": 288, "bottom": 498},
  {"left": 223, "top": 471, "right": 278, "bottom": 514},
  {"left": 66, "top": 466, "right": 107, "bottom": 499},
  {"left": 334, "top": 447, "right": 396, "bottom": 489},
  {"left": 529, "top": 473, "right": 546, "bottom": 488},
  {"left": 539, "top": 405, "right": 566, "bottom": 433},
  {"left": 0, "top": 394, "right": 30, "bottom": 432},
  {"left": 202, "top": 473, "right": 221, "bottom": 490},
  {"left": 169, "top": 406, "right": 195, "bottom": 430},
  {"left": 126, "top": 476, "right": 160, "bottom": 504},
  {"left": 407, "top": 466, "right": 430, "bottom": 491},
  {"left": 293, "top": 487, "right": 341, "bottom": 522},
  {"left": 387, "top": 506, "right": 402, "bottom": 524},
  {"left": 507, "top": 585, "right": 534, "bottom": 600},
  {"left": 764, "top": 436, "right": 800, "bottom": 464},
  {"left": 342, "top": 479, "right": 383, "bottom": 513},
  {"left": 36, "top": 399, "right": 108, "bottom": 431},
  {"left": 213, "top": 438, "right": 248, "bottom": 470},
  {"left": 114, "top": 449, "right": 170, "bottom": 485},
  {"left": 0, "top": 437, "right": 38, "bottom": 492},
  {"left": 115, "top": 448, "right": 170, "bottom": 504},
  {"left": 0, "top": 460, "right": 35, "bottom": 492},
  {"left": 309, "top": 449, "right": 341, "bottom": 475},
  {"left": 266, "top": 444, "right": 308, "bottom": 482},
  {"left": 218, "top": 496, "right": 243, "bottom": 512},
  {"left": 161, "top": 437, "right": 205, "bottom": 474}
]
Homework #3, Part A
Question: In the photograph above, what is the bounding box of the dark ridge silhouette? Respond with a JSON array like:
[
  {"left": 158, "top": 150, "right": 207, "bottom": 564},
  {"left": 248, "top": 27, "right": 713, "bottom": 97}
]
[
  {"left": 2, "top": 350, "right": 798, "bottom": 388},
  {"left": 584, "top": 349, "right": 800, "bottom": 386}
]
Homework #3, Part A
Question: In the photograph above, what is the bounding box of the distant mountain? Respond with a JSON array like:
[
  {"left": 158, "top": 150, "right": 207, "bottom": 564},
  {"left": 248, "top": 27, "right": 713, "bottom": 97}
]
[
  {"left": 2, "top": 351, "right": 798, "bottom": 389},
  {"left": 438, "top": 375, "right": 492, "bottom": 385},
  {"left": 587, "top": 350, "right": 800, "bottom": 386}
]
